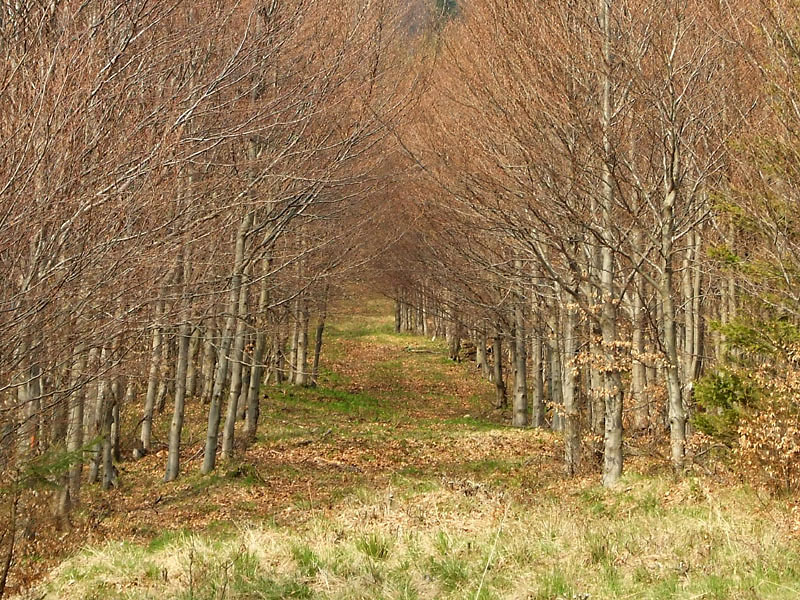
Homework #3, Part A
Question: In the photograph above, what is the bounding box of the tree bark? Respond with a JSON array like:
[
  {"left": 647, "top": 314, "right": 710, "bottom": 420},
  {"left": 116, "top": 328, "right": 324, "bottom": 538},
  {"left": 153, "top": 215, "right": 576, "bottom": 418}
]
[
  {"left": 512, "top": 269, "right": 528, "bottom": 427},
  {"left": 492, "top": 331, "right": 506, "bottom": 409},
  {"left": 600, "top": 0, "right": 623, "bottom": 488},
  {"left": 288, "top": 297, "right": 300, "bottom": 383},
  {"left": 311, "top": 287, "right": 329, "bottom": 386},
  {"left": 185, "top": 325, "right": 201, "bottom": 398},
  {"left": 88, "top": 346, "right": 109, "bottom": 484},
  {"left": 661, "top": 180, "right": 686, "bottom": 472},
  {"left": 165, "top": 250, "right": 193, "bottom": 483},
  {"left": 200, "top": 323, "right": 217, "bottom": 404},
  {"left": 562, "top": 297, "right": 580, "bottom": 475},
  {"left": 531, "top": 332, "right": 545, "bottom": 427},
  {"left": 547, "top": 313, "right": 564, "bottom": 432},
  {"left": 476, "top": 329, "right": 490, "bottom": 380},
  {"left": 631, "top": 259, "right": 648, "bottom": 431},
  {"left": 221, "top": 249, "right": 253, "bottom": 461},
  {"left": 202, "top": 212, "right": 252, "bottom": 474},
  {"left": 245, "top": 260, "right": 272, "bottom": 443},
  {"left": 294, "top": 298, "right": 310, "bottom": 386},
  {"left": 57, "top": 343, "right": 87, "bottom": 518}
]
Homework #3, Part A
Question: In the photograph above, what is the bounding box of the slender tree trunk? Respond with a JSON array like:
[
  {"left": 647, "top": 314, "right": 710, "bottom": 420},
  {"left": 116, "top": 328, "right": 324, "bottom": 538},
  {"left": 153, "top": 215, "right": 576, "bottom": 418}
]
[
  {"left": 185, "top": 325, "right": 201, "bottom": 398},
  {"left": 141, "top": 318, "right": 164, "bottom": 452},
  {"left": 237, "top": 351, "right": 251, "bottom": 421},
  {"left": 221, "top": 255, "right": 253, "bottom": 461},
  {"left": 200, "top": 323, "right": 217, "bottom": 404},
  {"left": 14, "top": 341, "right": 31, "bottom": 463},
  {"left": 83, "top": 347, "right": 99, "bottom": 438},
  {"left": 164, "top": 320, "right": 191, "bottom": 482},
  {"left": 632, "top": 261, "right": 648, "bottom": 431},
  {"left": 24, "top": 362, "right": 42, "bottom": 457},
  {"left": 165, "top": 250, "right": 192, "bottom": 483},
  {"left": 600, "top": 0, "right": 623, "bottom": 488},
  {"left": 104, "top": 358, "right": 123, "bottom": 489},
  {"left": 202, "top": 213, "right": 252, "bottom": 474},
  {"left": 662, "top": 183, "right": 686, "bottom": 472},
  {"left": 288, "top": 297, "right": 300, "bottom": 383},
  {"left": 155, "top": 333, "right": 172, "bottom": 415},
  {"left": 476, "top": 329, "right": 490, "bottom": 379},
  {"left": 562, "top": 297, "right": 580, "bottom": 475},
  {"left": 311, "top": 288, "right": 329, "bottom": 386},
  {"left": 245, "top": 260, "right": 271, "bottom": 443},
  {"left": 271, "top": 330, "right": 285, "bottom": 384},
  {"left": 394, "top": 297, "right": 401, "bottom": 333},
  {"left": 492, "top": 331, "right": 506, "bottom": 409},
  {"left": 294, "top": 298, "right": 310, "bottom": 386},
  {"left": 57, "top": 343, "right": 87, "bottom": 518},
  {"left": 531, "top": 332, "right": 545, "bottom": 427},
  {"left": 589, "top": 329, "right": 605, "bottom": 434},
  {"left": 88, "top": 346, "right": 109, "bottom": 484},
  {"left": 421, "top": 291, "right": 429, "bottom": 336},
  {"left": 512, "top": 268, "right": 528, "bottom": 427},
  {"left": 547, "top": 313, "right": 564, "bottom": 432}
]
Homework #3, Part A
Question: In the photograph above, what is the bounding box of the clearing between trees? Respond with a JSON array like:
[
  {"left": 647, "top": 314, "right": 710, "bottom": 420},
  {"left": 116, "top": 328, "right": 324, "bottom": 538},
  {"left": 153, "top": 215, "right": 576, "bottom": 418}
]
[{"left": 17, "top": 299, "right": 800, "bottom": 599}]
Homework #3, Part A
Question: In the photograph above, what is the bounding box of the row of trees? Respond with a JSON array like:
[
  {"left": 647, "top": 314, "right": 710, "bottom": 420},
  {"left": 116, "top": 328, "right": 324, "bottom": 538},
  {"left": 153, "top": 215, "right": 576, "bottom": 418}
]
[
  {"left": 0, "top": 0, "right": 431, "bottom": 554},
  {"left": 384, "top": 0, "right": 800, "bottom": 488}
]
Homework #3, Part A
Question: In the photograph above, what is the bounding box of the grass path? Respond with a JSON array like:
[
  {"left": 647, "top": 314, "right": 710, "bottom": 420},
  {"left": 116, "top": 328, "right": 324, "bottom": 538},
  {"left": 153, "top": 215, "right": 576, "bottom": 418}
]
[{"left": 17, "top": 298, "right": 800, "bottom": 599}]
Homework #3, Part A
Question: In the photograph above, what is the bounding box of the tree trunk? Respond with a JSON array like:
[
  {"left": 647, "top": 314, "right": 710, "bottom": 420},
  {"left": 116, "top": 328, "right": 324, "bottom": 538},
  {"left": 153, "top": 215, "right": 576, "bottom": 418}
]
[
  {"left": 165, "top": 250, "right": 193, "bottom": 483},
  {"left": 492, "top": 331, "right": 506, "bottom": 409},
  {"left": 562, "top": 298, "right": 580, "bottom": 475},
  {"left": 288, "top": 297, "right": 300, "bottom": 383},
  {"left": 662, "top": 185, "right": 686, "bottom": 472},
  {"left": 200, "top": 323, "right": 217, "bottom": 404},
  {"left": 140, "top": 316, "right": 163, "bottom": 451},
  {"left": 631, "top": 264, "right": 648, "bottom": 431},
  {"left": 23, "top": 362, "right": 42, "bottom": 458},
  {"left": 512, "top": 273, "right": 528, "bottom": 427},
  {"left": 221, "top": 258, "right": 253, "bottom": 461},
  {"left": 311, "top": 289, "right": 329, "bottom": 386},
  {"left": 155, "top": 333, "right": 172, "bottom": 415},
  {"left": 294, "top": 298, "right": 310, "bottom": 386},
  {"left": 476, "top": 329, "right": 490, "bottom": 380},
  {"left": 271, "top": 330, "right": 285, "bottom": 384},
  {"left": 394, "top": 297, "right": 401, "bottom": 333},
  {"left": 101, "top": 368, "right": 120, "bottom": 490},
  {"left": 600, "top": 0, "right": 623, "bottom": 488},
  {"left": 547, "top": 314, "right": 564, "bottom": 432},
  {"left": 185, "top": 325, "right": 201, "bottom": 398},
  {"left": 531, "top": 333, "right": 545, "bottom": 427},
  {"left": 421, "top": 292, "right": 429, "bottom": 336},
  {"left": 202, "top": 212, "right": 252, "bottom": 474},
  {"left": 245, "top": 260, "right": 272, "bottom": 443},
  {"left": 88, "top": 346, "right": 109, "bottom": 484},
  {"left": 58, "top": 343, "right": 87, "bottom": 517}
]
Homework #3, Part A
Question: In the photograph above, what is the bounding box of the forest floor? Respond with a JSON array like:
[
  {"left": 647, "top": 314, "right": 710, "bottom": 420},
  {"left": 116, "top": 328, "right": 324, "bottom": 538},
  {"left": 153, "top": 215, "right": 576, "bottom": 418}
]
[{"left": 14, "top": 297, "right": 800, "bottom": 599}]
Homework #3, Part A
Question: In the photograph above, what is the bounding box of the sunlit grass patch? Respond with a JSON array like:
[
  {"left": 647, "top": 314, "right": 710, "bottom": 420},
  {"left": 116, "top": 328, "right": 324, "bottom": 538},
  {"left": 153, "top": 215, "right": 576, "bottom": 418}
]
[{"left": 35, "top": 475, "right": 800, "bottom": 600}]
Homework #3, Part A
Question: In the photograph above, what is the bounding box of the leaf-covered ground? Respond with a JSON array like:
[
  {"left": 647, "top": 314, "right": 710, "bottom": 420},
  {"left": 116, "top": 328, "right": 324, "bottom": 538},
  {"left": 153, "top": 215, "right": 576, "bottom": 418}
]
[{"left": 14, "top": 297, "right": 800, "bottom": 599}]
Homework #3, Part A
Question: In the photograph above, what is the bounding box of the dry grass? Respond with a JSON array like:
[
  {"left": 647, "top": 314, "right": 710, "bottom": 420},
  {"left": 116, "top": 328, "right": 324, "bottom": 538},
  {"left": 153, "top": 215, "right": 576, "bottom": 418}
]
[{"left": 27, "top": 473, "right": 800, "bottom": 599}]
